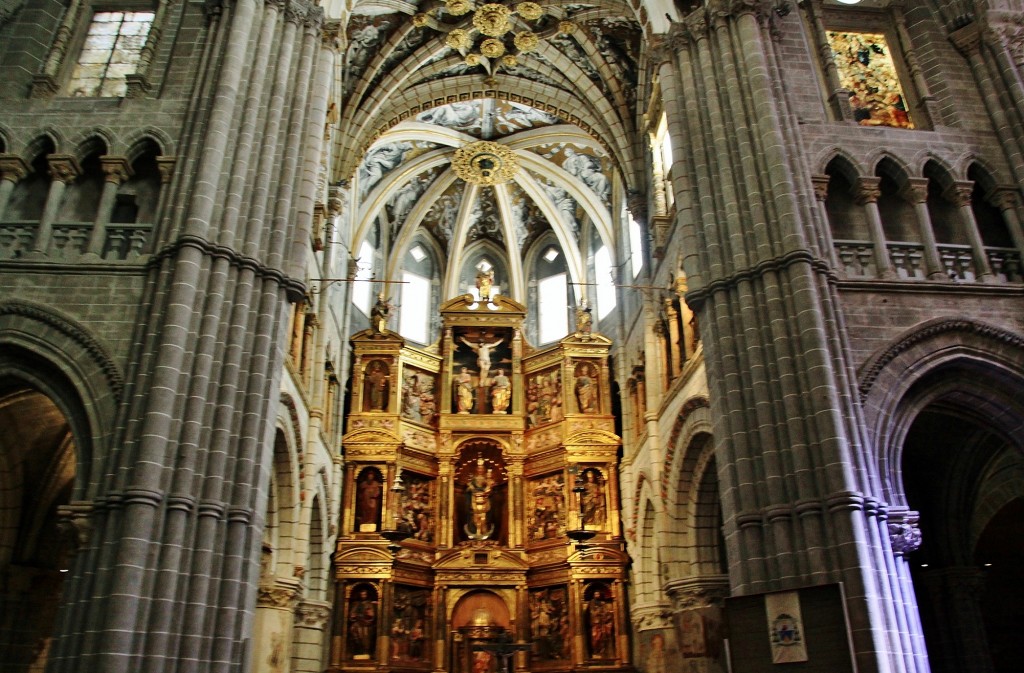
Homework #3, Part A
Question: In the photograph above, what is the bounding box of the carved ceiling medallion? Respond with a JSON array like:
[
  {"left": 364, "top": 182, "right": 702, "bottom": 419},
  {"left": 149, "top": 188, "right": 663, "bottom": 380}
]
[{"left": 452, "top": 140, "right": 519, "bottom": 186}]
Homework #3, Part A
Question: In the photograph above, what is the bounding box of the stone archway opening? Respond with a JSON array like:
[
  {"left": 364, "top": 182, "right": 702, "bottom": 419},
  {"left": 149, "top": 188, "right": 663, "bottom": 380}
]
[
  {"left": 0, "top": 383, "right": 77, "bottom": 673},
  {"left": 902, "top": 406, "right": 1023, "bottom": 673}
]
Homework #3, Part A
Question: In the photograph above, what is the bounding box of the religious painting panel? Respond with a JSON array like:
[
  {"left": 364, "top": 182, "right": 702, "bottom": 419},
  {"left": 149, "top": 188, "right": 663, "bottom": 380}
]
[
  {"left": 637, "top": 629, "right": 679, "bottom": 673},
  {"left": 453, "top": 328, "right": 513, "bottom": 414},
  {"left": 529, "top": 585, "right": 572, "bottom": 662},
  {"left": 583, "top": 582, "right": 616, "bottom": 660},
  {"left": 390, "top": 585, "right": 432, "bottom": 665},
  {"left": 354, "top": 466, "right": 384, "bottom": 532},
  {"left": 573, "top": 361, "right": 600, "bottom": 414},
  {"left": 827, "top": 31, "right": 914, "bottom": 129},
  {"left": 399, "top": 472, "right": 435, "bottom": 543},
  {"left": 454, "top": 449, "right": 508, "bottom": 544},
  {"left": 363, "top": 358, "right": 392, "bottom": 412},
  {"left": 401, "top": 366, "right": 438, "bottom": 424},
  {"left": 580, "top": 467, "right": 607, "bottom": 529},
  {"left": 526, "top": 472, "right": 566, "bottom": 543},
  {"left": 525, "top": 366, "right": 563, "bottom": 428},
  {"left": 347, "top": 582, "right": 380, "bottom": 660}
]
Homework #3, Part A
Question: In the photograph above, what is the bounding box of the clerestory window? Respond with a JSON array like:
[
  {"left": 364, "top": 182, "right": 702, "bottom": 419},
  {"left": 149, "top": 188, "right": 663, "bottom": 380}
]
[{"left": 68, "top": 11, "right": 154, "bottom": 97}]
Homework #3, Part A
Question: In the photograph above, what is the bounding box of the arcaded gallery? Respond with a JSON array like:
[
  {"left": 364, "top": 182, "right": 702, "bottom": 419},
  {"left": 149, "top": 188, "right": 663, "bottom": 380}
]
[{"left": 0, "top": 1, "right": 1022, "bottom": 673}]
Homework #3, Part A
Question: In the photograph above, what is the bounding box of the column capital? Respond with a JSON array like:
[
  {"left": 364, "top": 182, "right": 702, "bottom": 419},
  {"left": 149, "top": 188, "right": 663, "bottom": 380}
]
[
  {"left": 295, "top": 598, "right": 333, "bottom": 627},
  {"left": 888, "top": 521, "right": 922, "bottom": 556},
  {"left": 854, "top": 176, "right": 882, "bottom": 205},
  {"left": 901, "top": 177, "right": 930, "bottom": 204},
  {"left": 810, "top": 174, "right": 830, "bottom": 202},
  {"left": 323, "top": 19, "right": 343, "bottom": 49},
  {"left": 100, "top": 156, "right": 134, "bottom": 184},
  {"left": 664, "top": 574, "right": 730, "bottom": 609},
  {"left": 47, "top": 154, "right": 81, "bottom": 183},
  {"left": 157, "top": 156, "right": 177, "bottom": 184},
  {"left": 258, "top": 577, "right": 303, "bottom": 609},
  {"left": 988, "top": 186, "right": 1021, "bottom": 211},
  {"left": 0, "top": 154, "right": 30, "bottom": 183},
  {"left": 949, "top": 21, "right": 983, "bottom": 57},
  {"left": 944, "top": 180, "right": 974, "bottom": 208}
]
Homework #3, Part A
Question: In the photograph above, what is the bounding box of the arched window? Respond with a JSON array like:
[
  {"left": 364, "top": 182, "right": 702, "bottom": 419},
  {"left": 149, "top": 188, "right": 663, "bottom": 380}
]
[
  {"left": 594, "top": 246, "right": 615, "bottom": 320},
  {"left": 352, "top": 239, "right": 374, "bottom": 315},
  {"left": 627, "top": 207, "right": 643, "bottom": 278},
  {"left": 535, "top": 245, "right": 569, "bottom": 344},
  {"left": 399, "top": 243, "right": 435, "bottom": 344}
]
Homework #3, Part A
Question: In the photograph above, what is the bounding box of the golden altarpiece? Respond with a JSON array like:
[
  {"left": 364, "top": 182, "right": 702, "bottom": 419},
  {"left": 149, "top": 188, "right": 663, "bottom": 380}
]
[{"left": 329, "top": 292, "right": 631, "bottom": 673}]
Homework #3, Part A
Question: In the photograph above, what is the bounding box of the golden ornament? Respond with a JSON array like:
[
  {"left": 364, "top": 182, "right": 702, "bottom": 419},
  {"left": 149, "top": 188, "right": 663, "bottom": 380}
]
[
  {"left": 446, "top": 0, "right": 472, "bottom": 17},
  {"left": 516, "top": 2, "right": 543, "bottom": 21},
  {"left": 513, "top": 31, "right": 539, "bottom": 53},
  {"left": 480, "top": 38, "right": 506, "bottom": 58},
  {"left": 473, "top": 4, "right": 512, "bottom": 38},
  {"left": 446, "top": 29, "right": 472, "bottom": 50}
]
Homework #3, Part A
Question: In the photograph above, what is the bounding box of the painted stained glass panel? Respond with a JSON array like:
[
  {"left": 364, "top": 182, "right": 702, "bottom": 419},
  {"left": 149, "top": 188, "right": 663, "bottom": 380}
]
[{"left": 828, "top": 31, "right": 914, "bottom": 129}]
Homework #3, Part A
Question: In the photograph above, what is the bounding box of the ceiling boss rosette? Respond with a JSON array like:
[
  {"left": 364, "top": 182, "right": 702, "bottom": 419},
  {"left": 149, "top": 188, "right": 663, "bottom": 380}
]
[
  {"left": 452, "top": 141, "right": 519, "bottom": 186},
  {"left": 413, "top": 0, "right": 559, "bottom": 73}
]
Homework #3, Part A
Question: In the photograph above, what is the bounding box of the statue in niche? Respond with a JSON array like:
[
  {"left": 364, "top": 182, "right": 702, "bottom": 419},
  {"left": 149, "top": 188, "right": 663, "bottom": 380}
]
[
  {"left": 455, "top": 366, "right": 474, "bottom": 413},
  {"left": 585, "top": 585, "right": 616, "bottom": 660},
  {"left": 581, "top": 469, "right": 607, "bottom": 527},
  {"left": 490, "top": 368, "right": 510, "bottom": 413},
  {"left": 464, "top": 457, "right": 495, "bottom": 540},
  {"left": 347, "top": 585, "right": 378, "bottom": 659},
  {"left": 364, "top": 360, "right": 390, "bottom": 411},
  {"left": 460, "top": 335, "right": 504, "bottom": 384},
  {"left": 355, "top": 469, "right": 383, "bottom": 531},
  {"left": 574, "top": 362, "right": 598, "bottom": 414}
]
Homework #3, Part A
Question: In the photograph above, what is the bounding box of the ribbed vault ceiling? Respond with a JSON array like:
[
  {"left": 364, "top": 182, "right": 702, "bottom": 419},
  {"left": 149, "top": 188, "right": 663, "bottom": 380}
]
[{"left": 325, "top": 0, "right": 653, "bottom": 306}]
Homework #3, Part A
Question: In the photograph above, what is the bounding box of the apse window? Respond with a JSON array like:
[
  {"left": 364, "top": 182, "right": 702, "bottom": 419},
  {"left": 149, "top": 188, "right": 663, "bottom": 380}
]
[
  {"left": 352, "top": 240, "right": 374, "bottom": 315},
  {"left": 594, "top": 246, "right": 615, "bottom": 320},
  {"left": 628, "top": 212, "right": 644, "bottom": 277},
  {"left": 538, "top": 273, "right": 568, "bottom": 344},
  {"left": 828, "top": 31, "right": 914, "bottom": 129},
  {"left": 400, "top": 271, "right": 430, "bottom": 343},
  {"left": 68, "top": 11, "right": 154, "bottom": 97}
]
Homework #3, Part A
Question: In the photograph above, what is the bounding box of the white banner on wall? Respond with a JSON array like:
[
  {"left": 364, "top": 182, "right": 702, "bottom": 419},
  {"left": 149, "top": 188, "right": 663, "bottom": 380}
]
[{"left": 764, "top": 591, "right": 808, "bottom": 664}]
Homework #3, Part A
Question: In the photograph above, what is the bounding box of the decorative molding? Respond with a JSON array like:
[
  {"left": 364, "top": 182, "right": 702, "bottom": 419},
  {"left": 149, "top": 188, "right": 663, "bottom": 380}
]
[
  {"left": 858, "top": 318, "right": 1024, "bottom": 401},
  {"left": 0, "top": 300, "right": 125, "bottom": 401}
]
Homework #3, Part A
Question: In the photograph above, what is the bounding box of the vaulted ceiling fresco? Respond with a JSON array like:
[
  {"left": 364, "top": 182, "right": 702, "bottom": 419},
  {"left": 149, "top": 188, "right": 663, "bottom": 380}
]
[{"left": 325, "top": 0, "right": 649, "bottom": 308}]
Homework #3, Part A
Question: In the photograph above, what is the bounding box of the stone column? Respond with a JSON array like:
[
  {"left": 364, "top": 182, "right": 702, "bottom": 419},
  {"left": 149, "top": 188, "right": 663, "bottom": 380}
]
[
  {"left": 665, "top": 576, "right": 729, "bottom": 673},
  {"left": 946, "top": 180, "right": 995, "bottom": 281},
  {"left": 0, "top": 155, "right": 29, "bottom": 221},
  {"left": 292, "top": 600, "right": 332, "bottom": 673},
  {"left": 802, "top": 0, "right": 853, "bottom": 120},
  {"left": 82, "top": 156, "right": 132, "bottom": 259},
  {"left": 252, "top": 578, "right": 302, "bottom": 672},
  {"left": 29, "top": 155, "right": 80, "bottom": 257},
  {"left": 853, "top": 177, "right": 895, "bottom": 278},
  {"left": 901, "top": 178, "right": 946, "bottom": 279},
  {"left": 990, "top": 188, "right": 1024, "bottom": 258},
  {"left": 810, "top": 175, "right": 843, "bottom": 271}
]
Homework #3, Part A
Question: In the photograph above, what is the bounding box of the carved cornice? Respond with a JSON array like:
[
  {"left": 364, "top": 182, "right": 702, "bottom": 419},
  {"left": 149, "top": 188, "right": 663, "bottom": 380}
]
[
  {"left": 0, "top": 301, "right": 125, "bottom": 400},
  {"left": 857, "top": 318, "right": 1024, "bottom": 401}
]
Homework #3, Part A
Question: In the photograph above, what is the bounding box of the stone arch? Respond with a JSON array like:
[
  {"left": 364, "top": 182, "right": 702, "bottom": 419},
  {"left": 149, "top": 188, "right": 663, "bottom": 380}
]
[
  {"left": 121, "top": 127, "right": 175, "bottom": 159},
  {"left": 814, "top": 146, "right": 866, "bottom": 178},
  {"left": 858, "top": 317, "right": 1024, "bottom": 508},
  {"left": 661, "top": 398, "right": 713, "bottom": 577},
  {"left": 0, "top": 301, "right": 121, "bottom": 499}
]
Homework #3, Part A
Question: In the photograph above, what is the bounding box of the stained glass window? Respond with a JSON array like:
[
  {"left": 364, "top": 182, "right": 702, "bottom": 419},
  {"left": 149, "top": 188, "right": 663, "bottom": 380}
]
[
  {"left": 68, "top": 11, "right": 154, "bottom": 97},
  {"left": 828, "top": 31, "right": 914, "bottom": 129}
]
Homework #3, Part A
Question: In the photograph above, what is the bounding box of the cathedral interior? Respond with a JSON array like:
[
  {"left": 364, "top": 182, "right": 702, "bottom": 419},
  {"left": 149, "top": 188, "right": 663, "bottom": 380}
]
[{"left": 0, "top": 1, "right": 1022, "bottom": 673}]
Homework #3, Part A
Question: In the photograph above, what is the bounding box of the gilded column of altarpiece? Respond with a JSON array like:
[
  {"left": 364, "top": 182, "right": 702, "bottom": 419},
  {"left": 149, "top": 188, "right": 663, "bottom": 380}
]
[{"left": 330, "top": 295, "right": 630, "bottom": 673}]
